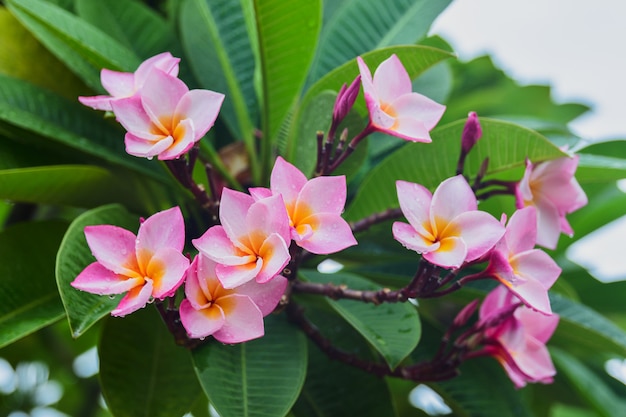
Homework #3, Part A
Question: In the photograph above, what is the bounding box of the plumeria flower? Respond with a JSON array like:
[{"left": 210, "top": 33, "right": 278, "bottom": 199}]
[
  {"left": 249, "top": 157, "right": 357, "bottom": 255},
  {"left": 392, "top": 175, "right": 505, "bottom": 268},
  {"left": 180, "top": 254, "right": 287, "bottom": 343},
  {"left": 356, "top": 54, "right": 446, "bottom": 142},
  {"left": 79, "top": 52, "right": 180, "bottom": 112},
  {"left": 192, "top": 189, "right": 291, "bottom": 289},
  {"left": 479, "top": 286, "right": 559, "bottom": 388},
  {"left": 516, "top": 156, "right": 587, "bottom": 249},
  {"left": 71, "top": 207, "right": 189, "bottom": 317},
  {"left": 112, "top": 69, "right": 224, "bottom": 160},
  {"left": 484, "top": 207, "right": 561, "bottom": 315}
]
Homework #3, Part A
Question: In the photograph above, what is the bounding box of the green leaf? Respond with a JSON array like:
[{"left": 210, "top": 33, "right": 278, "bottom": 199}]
[
  {"left": 193, "top": 314, "right": 307, "bottom": 417},
  {"left": 254, "top": 0, "right": 321, "bottom": 177},
  {"left": 0, "top": 221, "right": 67, "bottom": 348},
  {"left": 56, "top": 204, "right": 138, "bottom": 337},
  {"left": 99, "top": 307, "right": 202, "bottom": 417},
  {"left": 550, "top": 292, "right": 626, "bottom": 356},
  {"left": 551, "top": 348, "right": 626, "bottom": 417},
  {"left": 575, "top": 153, "right": 626, "bottom": 183},
  {"left": 308, "top": 0, "right": 452, "bottom": 82},
  {"left": 180, "top": 0, "right": 258, "bottom": 144},
  {"left": 346, "top": 118, "right": 567, "bottom": 221},
  {"left": 0, "top": 74, "right": 163, "bottom": 180},
  {"left": 6, "top": 0, "right": 140, "bottom": 90},
  {"left": 299, "top": 270, "right": 421, "bottom": 369}
]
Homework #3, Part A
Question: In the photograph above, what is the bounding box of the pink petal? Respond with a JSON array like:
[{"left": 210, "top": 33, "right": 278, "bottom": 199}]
[
  {"left": 84, "top": 225, "right": 139, "bottom": 276},
  {"left": 297, "top": 175, "right": 347, "bottom": 215},
  {"left": 212, "top": 294, "right": 265, "bottom": 344},
  {"left": 137, "top": 206, "right": 186, "bottom": 254},
  {"left": 235, "top": 275, "right": 288, "bottom": 316},
  {"left": 184, "top": 257, "right": 211, "bottom": 310},
  {"left": 534, "top": 199, "right": 561, "bottom": 249},
  {"left": 504, "top": 335, "right": 556, "bottom": 385},
  {"left": 125, "top": 133, "right": 173, "bottom": 159},
  {"left": 134, "top": 52, "right": 180, "bottom": 86},
  {"left": 517, "top": 308, "right": 559, "bottom": 344},
  {"left": 449, "top": 210, "right": 504, "bottom": 262},
  {"left": 174, "top": 89, "right": 224, "bottom": 140},
  {"left": 193, "top": 226, "right": 255, "bottom": 266},
  {"left": 368, "top": 99, "right": 396, "bottom": 131},
  {"left": 512, "top": 250, "right": 561, "bottom": 291},
  {"left": 294, "top": 213, "right": 357, "bottom": 254},
  {"left": 480, "top": 285, "right": 517, "bottom": 321},
  {"left": 381, "top": 116, "right": 432, "bottom": 143},
  {"left": 391, "top": 92, "right": 446, "bottom": 131},
  {"left": 78, "top": 95, "right": 115, "bottom": 112},
  {"left": 431, "top": 176, "right": 477, "bottom": 227},
  {"left": 423, "top": 236, "right": 467, "bottom": 269},
  {"left": 156, "top": 118, "right": 196, "bottom": 160},
  {"left": 100, "top": 69, "right": 135, "bottom": 98},
  {"left": 111, "top": 96, "right": 161, "bottom": 141},
  {"left": 246, "top": 195, "right": 291, "bottom": 251},
  {"left": 396, "top": 180, "right": 434, "bottom": 240},
  {"left": 249, "top": 187, "right": 273, "bottom": 201},
  {"left": 147, "top": 247, "right": 189, "bottom": 299},
  {"left": 219, "top": 188, "right": 255, "bottom": 248},
  {"left": 270, "top": 156, "right": 308, "bottom": 207},
  {"left": 140, "top": 69, "right": 188, "bottom": 126},
  {"left": 71, "top": 262, "right": 142, "bottom": 295},
  {"left": 372, "top": 54, "right": 411, "bottom": 105},
  {"left": 392, "top": 221, "right": 438, "bottom": 254},
  {"left": 217, "top": 258, "right": 263, "bottom": 289},
  {"left": 111, "top": 279, "right": 153, "bottom": 316},
  {"left": 256, "top": 233, "right": 290, "bottom": 283},
  {"left": 505, "top": 277, "right": 552, "bottom": 315},
  {"left": 505, "top": 207, "right": 537, "bottom": 254},
  {"left": 356, "top": 57, "right": 375, "bottom": 100},
  {"left": 179, "top": 299, "right": 225, "bottom": 339}
]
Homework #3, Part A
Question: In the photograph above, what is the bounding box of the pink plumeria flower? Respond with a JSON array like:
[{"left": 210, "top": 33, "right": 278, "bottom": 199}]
[
  {"left": 356, "top": 54, "right": 446, "bottom": 142},
  {"left": 392, "top": 175, "right": 505, "bottom": 268},
  {"left": 112, "top": 69, "right": 224, "bottom": 160},
  {"left": 249, "top": 157, "right": 357, "bottom": 255},
  {"left": 79, "top": 52, "right": 180, "bottom": 112},
  {"left": 485, "top": 207, "right": 561, "bottom": 315},
  {"left": 516, "top": 156, "right": 587, "bottom": 249},
  {"left": 479, "top": 286, "right": 559, "bottom": 388},
  {"left": 192, "top": 189, "right": 291, "bottom": 289},
  {"left": 180, "top": 254, "right": 287, "bottom": 343},
  {"left": 71, "top": 207, "right": 189, "bottom": 317}
]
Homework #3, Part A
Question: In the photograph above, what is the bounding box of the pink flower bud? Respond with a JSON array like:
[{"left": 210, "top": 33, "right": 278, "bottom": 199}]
[{"left": 461, "top": 111, "right": 482, "bottom": 154}]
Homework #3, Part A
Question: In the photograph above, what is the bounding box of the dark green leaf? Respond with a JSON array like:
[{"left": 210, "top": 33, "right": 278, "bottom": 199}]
[
  {"left": 99, "top": 307, "right": 202, "bottom": 417},
  {"left": 299, "top": 270, "right": 421, "bottom": 369},
  {"left": 56, "top": 204, "right": 138, "bottom": 337},
  {"left": 193, "top": 314, "right": 307, "bottom": 417},
  {"left": 0, "top": 221, "right": 67, "bottom": 348}
]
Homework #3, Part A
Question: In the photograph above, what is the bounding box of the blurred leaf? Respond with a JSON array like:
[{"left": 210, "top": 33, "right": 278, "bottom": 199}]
[
  {"left": 346, "top": 118, "right": 566, "bottom": 221},
  {"left": 578, "top": 138, "right": 626, "bottom": 159},
  {"left": 56, "top": 204, "right": 138, "bottom": 337},
  {"left": 180, "top": 0, "right": 258, "bottom": 145},
  {"left": 300, "top": 270, "right": 421, "bottom": 369},
  {"left": 0, "top": 220, "right": 67, "bottom": 348},
  {"left": 99, "top": 307, "right": 202, "bottom": 417},
  {"left": 551, "top": 348, "right": 626, "bottom": 417},
  {"left": 0, "top": 74, "right": 164, "bottom": 180},
  {"left": 575, "top": 154, "right": 626, "bottom": 183},
  {"left": 6, "top": 0, "right": 140, "bottom": 90},
  {"left": 193, "top": 315, "right": 307, "bottom": 417},
  {"left": 308, "top": 0, "right": 452, "bottom": 82}
]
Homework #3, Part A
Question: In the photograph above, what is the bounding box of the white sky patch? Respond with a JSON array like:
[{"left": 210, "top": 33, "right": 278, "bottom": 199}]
[
  {"left": 409, "top": 384, "right": 452, "bottom": 415},
  {"left": 72, "top": 347, "right": 99, "bottom": 379},
  {"left": 605, "top": 358, "right": 626, "bottom": 385},
  {"left": 317, "top": 259, "right": 344, "bottom": 274}
]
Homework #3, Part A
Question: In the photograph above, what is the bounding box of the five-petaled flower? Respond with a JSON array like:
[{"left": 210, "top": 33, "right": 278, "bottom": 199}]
[
  {"left": 250, "top": 157, "right": 357, "bottom": 255},
  {"left": 516, "top": 156, "right": 587, "bottom": 249},
  {"left": 484, "top": 207, "right": 561, "bottom": 315},
  {"left": 393, "top": 175, "right": 505, "bottom": 268},
  {"left": 192, "top": 188, "right": 291, "bottom": 289},
  {"left": 112, "top": 68, "right": 224, "bottom": 160},
  {"left": 179, "top": 254, "right": 287, "bottom": 343},
  {"left": 79, "top": 52, "right": 180, "bottom": 112},
  {"left": 71, "top": 207, "right": 189, "bottom": 317},
  {"left": 479, "top": 286, "right": 559, "bottom": 388},
  {"left": 356, "top": 54, "right": 446, "bottom": 142}
]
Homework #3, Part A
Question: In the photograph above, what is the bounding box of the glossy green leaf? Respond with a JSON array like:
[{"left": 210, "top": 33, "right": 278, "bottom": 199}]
[
  {"left": 346, "top": 118, "right": 567, "bottom": 221},
  {"left": 56, "top": 204, "right": 138, "bottom": 337},
  {"left": 308, "top": 0, "right": 452, "bottom": 82},
  {"left": 0, "top": 165, "right": 163, "bottom": 212},
  {"left": 575, "top": 153, "right": 626, "bottom": 183},
  {"left": 254, "top": 0, "right": 321, "bottom": 177},
  {"left": 0, "top": 221, "right": 67, "bottom": 348},
  {"left": 299, "top": 270, "right": 420, "bottom": 369},
  {"left": 193, "top": 314, "right": 307, "bottom": 417},
  {"left": 180, "top": 0, "right": 258, "bottom": 146},
  {"left": 6, "top": 0, "right": 140, "bottom": 90},
  {"left": 99, "top": 307, "right": 202, "bottom": 417},
  {"left": 432, "top": 358, "right": 534, "bottom": 417},
  {"left": 0, "top": 74, "right": 163, "bottom": 180},
  {"left": 551, "top": 348, "right": 626, "bottom": 417}
]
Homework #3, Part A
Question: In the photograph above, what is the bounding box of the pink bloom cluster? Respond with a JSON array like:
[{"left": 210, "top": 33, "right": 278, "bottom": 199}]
[
  {"left": 479, "top": 286, "right": 559, "bottom": 388},
  {"left": 79, "top": 52, "right": 224, "bottom": 160}
]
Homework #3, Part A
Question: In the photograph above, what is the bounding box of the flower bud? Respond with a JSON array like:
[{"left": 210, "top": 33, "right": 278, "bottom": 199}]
[{"left": 461, "top": 111, "right": 482, "bottom": 154}]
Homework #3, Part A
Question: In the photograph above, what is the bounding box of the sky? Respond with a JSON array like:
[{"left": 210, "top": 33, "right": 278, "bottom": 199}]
[{"left": 430, "top": 0, "right": 626, "bottom": 280}]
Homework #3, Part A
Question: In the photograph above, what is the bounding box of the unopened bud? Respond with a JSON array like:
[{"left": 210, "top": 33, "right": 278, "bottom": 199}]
[
  {"left": 461, "top": 111, "right": 482, "bottom": 154},
  {"left": 453, "top": 299, "right": 480, "bottom": 328},
  {"left": 332, "top": 75, "right": 361, "bottom": 123}
]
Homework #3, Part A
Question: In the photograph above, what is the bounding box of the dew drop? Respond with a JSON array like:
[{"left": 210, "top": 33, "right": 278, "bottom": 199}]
[{"left": 147, "top": 156, "right": 154, "bottom": 161}]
